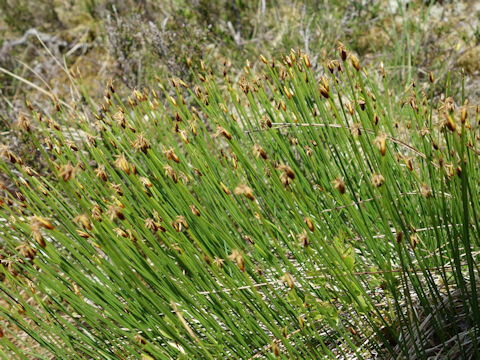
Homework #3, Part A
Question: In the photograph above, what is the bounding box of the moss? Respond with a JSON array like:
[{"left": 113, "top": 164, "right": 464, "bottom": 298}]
[{"left": 457, "top": 46, "right": 480, "bottom": 74}]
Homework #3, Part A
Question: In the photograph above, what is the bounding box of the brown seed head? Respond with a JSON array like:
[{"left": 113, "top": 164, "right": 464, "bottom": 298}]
[
  {"left": 349, "top": 53, "right": 360, "bottom": 71},
  {"left": 337, "top": 42, "right": 347, "bottom": 61},
  {"left": 164, "top": 148, "right": 180, "bottom": 163},
  {"left": 410, "top": 233, "right": 419, "bottom": 249},
  {"left": 420, "top": 183, "right": 432, "bottom": 198},
  {"left": 374, "top": 133, "right": 387, "bottom": 156},
  {"left": 32, "top": 230, "right": 46, "bottom": 248},
  {"left": 172, "top": 215, "right": 188, "bottom": 232},
  {"left": 132, "top": 133, "right": 151, "bottom": 153},
  {"left": 297, "top": 230, "right": 310, "bottom": 247},
  {"left": 16, "top": 242, "right": 36, "bottom": 261},
  {"left": 272, "top": 342, "right": 280, "bottom": 358},
  {"left": 252, "top": 144, "right": 268, "bottom": 159},
  {"left": 333, "top": 176, "right": 346, "bottom": 194},
  {"left": 164, "top": 165, "right": 178, "bottom": 183},
  {"left": 114, "top": 154, "right": 130, "bottom": 174},
  {"left": 190, "top": 205, "right": 201, "bottom": 216},
  {"left": 0, "top": 145, "right": 18, "bottom": 164},
  {"left": 281, "top": 272, "right": 295, "bottom": 289},
  {"left": 213, "top": 256, "right": 224, "bottom": 268},
  {"left": 327, "top": 59, "right": 339, "bottom": 73},
  {"left": 214, "top": 126, "right": 232, "bottom": 140},
  {"left": 445, "top": 115, "right": 456, "bottom": 132},
  {"left": 106, "top": 205, "right": 124, "bottom": 221},
  {"left": 17, "top": 112, "right": 31, "bottom": 132},
  {"left": 234, "top": 184, "right": 254, "bottom": 201},
  {"left": 95, "top": 165, "right": 108, "bottom": 182},
  {"left": 74, "top": 214, "right": 92, "bottom": 230},
  {"left": 371, "top": 173, "right": 385, "bottom": 187}
]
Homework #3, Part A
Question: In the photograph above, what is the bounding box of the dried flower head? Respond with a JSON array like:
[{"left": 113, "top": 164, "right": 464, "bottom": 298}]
[
  {"left": 420, "top": 183, "right": 432, "bottom": 198},
  {"left": 277, "top": 165, "right": 295, "bottom": 188},
  {"left": 95, "top": 165, "right": 108, "bottom": 182},
  {"left": 349, "top": 53, "right": 360, "bottom": 71},
  {"left": 164, "top": 165, "right": 178, "bottom": 183},
  {"left": 106, "top": 205, "right": 125, "bottom": 221},
  {"left": 30, "top": 216, "right": 54, "bottom": 231},
  {"left": 91, "top": 203, "right": 103, "bottom": 221},
  {"left": 214, "top": 126, "right": 232, "bottom": 140},
  {"left": 252, "top": 144, "right": 267, "bottom": 159},
  {"left": 16, "top": 242, "right": 36, "bottom": 261},
  {"left": 297, "top": 230, "right": 310, "bottom": 247},
  {"left": 172, "top": 215, "right": 188, "bottom": 232},
  {"left": 74, "top": 214, "right": 92, "bottom": 230},
  {"left": 371, "top": 173, "right": 385, "bottom": 187},
  {"left": 190, "top": 205, "right": 201, "bottom": 217},
  {"left": 213, "top": 256, "right": 224, "bottom": 268},
  {"left": 17, "top": 112, "right": 31, "bottom": 132},
  {"left": 327, "top": 59, "right": 340, "bottom": 73},
  {"left": 32, "top": 230, "right": 46, "bottom": 248},
  {"left": 234, "top": 184, "right": 254, "bottom": 201},
  {"left": 0, "top": 145, "right": 18, "bottom": 164},
  {"left": 164, "top": 148, "right": 180, "bottom": 163},
  {"left": 410, "top": 233, "right": 419, "bottom": 249},
  {"left": 337, "top": 42, "right": 347, "bottom": 61},
  {"left": 132, "top": 133, "right": 151, "bottom": 153},
  {"left": 114, "top": 154, "right": 130, "bottom": 174}
]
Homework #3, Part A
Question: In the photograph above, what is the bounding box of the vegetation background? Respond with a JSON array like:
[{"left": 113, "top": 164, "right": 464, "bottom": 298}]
[
  {"left": 1, "top": 0, "right": 480, "bottom": 358},
  {"left": 1, "top": 0, "right": 480, "bottom": 121}
]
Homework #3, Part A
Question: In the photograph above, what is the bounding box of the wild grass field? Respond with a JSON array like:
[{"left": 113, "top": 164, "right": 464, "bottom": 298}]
[{"left": 1, "top": 0, "right": 480, "bottom": 359}]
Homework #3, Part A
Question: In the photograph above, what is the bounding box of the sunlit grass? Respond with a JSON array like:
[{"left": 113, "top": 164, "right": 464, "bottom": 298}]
[{"left": 0, "top": 46, "right": 479, "bottom": 359}]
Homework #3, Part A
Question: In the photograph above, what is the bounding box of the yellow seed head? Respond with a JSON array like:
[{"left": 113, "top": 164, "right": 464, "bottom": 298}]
[
  {"left": 305, "top": 217, "right": 314, "bottom": 232},
  {"left": 349, "top": 53, "right": 360, "bottom": 71},
  {"left": 374, "top": 134, "right": 387, "bottom": 156},
  {"left": 74, "top": 214, "right": 92, "bottom": 230}
]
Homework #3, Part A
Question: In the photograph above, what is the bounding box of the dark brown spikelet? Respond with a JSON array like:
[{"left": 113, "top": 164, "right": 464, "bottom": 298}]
[
  {"left": 95, "top": 165, "right": 108, "bottom": 182},
  {"left": 319, "top": 84, "right": 329, "bottom": 99},
  {"left": 252, "top": 144, "right": 267, "bottom": 159},
  {"left": 337, "top": 42, "right": 347, "bottom": 61},
  {"left": 396, "top": 230, "right": 403, "bottom": 243},
  {"left": 333, "top": 176, "right": 346, "bottom": 194},
  {"left": 272, "top": 342, "right": 280, "bottom": 358},
  {"left": 190, "top": 205, "right": 201, "bottom": 217},
  {"left": 132, "top": 133, "right": 151, "bottom": 153},
  {"left": 214, "top": 126, "right": 232, "bottom": 140},
  {"left": 164, "top": 148, "right": 180, "bottom": 163}
]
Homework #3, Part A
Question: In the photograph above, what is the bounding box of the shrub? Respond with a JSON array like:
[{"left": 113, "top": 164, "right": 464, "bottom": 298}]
[{"left": 0, "top": 47, "right": 479, "bottom": 359}]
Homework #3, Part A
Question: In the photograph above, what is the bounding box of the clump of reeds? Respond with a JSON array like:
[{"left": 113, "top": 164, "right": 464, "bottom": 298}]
[{"left": 0, "top": 45, "right": 479, "bottom": 359}]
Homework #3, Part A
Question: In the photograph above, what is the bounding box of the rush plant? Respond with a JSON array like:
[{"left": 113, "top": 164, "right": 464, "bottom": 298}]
[{"left": 0, "top": 46, "right": 479, "bottom": 359}]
